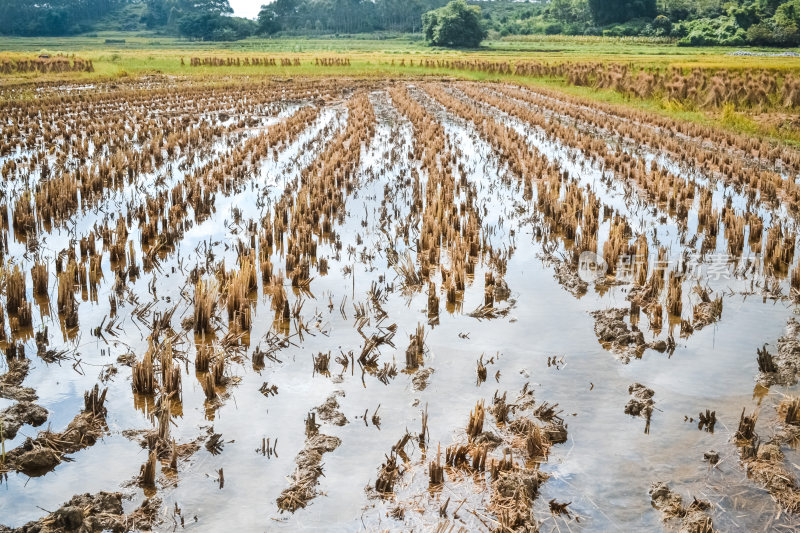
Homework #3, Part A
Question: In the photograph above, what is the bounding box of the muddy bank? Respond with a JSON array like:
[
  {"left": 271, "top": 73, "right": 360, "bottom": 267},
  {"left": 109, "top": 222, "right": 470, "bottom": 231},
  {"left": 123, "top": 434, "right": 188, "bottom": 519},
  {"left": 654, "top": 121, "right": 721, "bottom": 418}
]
[
  {"left": 0, "top": 491, "right": 160, "bottom": 533},
  {"left": 1, "top": 386, "right": 108, "bottom": 475},
  {"left": 744, "top": 440, "right": 800, "bottom": 513}
]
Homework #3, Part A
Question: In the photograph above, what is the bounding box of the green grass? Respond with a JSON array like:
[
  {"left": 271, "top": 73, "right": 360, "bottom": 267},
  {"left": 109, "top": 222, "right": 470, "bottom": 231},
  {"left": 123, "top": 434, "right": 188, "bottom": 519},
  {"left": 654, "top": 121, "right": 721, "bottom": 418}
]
[
  {"left": 1, "top": 31, "right": 797, "bottom": 60},
  {"left": 0, "top": 32, "right": 430, "bottom": 54}
]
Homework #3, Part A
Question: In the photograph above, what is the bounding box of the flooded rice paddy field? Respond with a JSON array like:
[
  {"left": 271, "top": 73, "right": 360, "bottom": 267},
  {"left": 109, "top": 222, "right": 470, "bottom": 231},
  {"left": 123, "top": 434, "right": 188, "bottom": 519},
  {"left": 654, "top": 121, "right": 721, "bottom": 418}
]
[{"left": 2, "top": 77, "right": 800, "bottom": 531}]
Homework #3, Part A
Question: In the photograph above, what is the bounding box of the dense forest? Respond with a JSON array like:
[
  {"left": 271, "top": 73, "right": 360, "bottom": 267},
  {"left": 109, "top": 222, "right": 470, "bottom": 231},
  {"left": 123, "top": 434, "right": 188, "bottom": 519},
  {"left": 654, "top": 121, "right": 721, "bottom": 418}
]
[
  {"left": 1, "top": 0, "right": 800, "bottom": 47},
  {"left": 255, "top": 0, "right": 445, "bottom": 34},
  {"left": 494, "top": 0, "right": 800, "bottom": 46},
  {"left": 0, "top": 0, "right": 128, "bottom": 36},
  {"left": 0, "top": 0, "right": 257, "bottom": 39}
]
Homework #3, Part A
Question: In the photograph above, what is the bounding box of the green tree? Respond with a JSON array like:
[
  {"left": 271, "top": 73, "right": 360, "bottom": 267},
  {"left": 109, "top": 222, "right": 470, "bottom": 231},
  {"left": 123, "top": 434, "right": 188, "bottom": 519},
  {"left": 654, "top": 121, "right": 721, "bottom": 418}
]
[
  {"left": 257, "top": 4, "right": 281, "bottom": 34},
  {"left": 141, "top": 0, "right": 173, "bottom": 28},
  {"left": 652, "top": 14, "right": 672, "bottom": 34},
  {"left": 0, "top": 0, "right": 127, "bottom": 36},
  {"left": 179, "top": 0, "right": 232, "bottom": 15},
  {"left": 776, "top": 0, "right": 800, "bottom": 26},
  {"left": 549, "top": 0, "right": 573, "bottom": 22},
  {"left": 273, "top": 0, "right": 298, "bottom": 19},
  {"left": 422, "top": 0, "right": 486, "bottom": 48},
  {"left": 588, "top": 0, "right": 656, "bottom": 25},
  {"left": 173, "top": 0, "right": 257, "bottom": 40}
]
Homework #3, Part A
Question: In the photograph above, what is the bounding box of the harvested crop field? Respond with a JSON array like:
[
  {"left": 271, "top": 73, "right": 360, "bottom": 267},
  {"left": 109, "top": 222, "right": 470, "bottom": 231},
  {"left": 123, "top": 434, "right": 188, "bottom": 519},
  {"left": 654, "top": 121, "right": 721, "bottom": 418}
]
[{"left": 2, "top": 75, "right": 800, "bottom": 532}]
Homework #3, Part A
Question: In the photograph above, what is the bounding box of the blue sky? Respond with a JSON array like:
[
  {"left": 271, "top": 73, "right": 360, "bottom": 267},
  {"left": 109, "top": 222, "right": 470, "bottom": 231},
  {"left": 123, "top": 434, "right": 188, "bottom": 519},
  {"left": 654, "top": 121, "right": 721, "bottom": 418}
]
[{"left": 229, "top": 0, "right": 263, "bottom": 19}]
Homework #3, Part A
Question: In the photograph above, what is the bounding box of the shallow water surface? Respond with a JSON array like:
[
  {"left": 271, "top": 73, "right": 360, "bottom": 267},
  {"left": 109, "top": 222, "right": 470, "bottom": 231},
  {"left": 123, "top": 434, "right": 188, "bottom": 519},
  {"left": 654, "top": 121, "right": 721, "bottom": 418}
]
[{"left": 1, "top": 79, "right": 799, "bottom": 532}]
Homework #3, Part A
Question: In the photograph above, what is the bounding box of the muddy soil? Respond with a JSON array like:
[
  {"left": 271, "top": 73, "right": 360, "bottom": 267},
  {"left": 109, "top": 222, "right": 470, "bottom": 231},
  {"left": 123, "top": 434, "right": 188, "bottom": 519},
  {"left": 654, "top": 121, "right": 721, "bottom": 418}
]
[
  {"left": 366, "top": 384, "right": 569, "bottom": 531},
  {"left": 758, "top": 317, "right": 800, "bottom": 386},
  {"left": 411, "top": 367, "right": 434, "bottom": 391},
  {"left": 735, "top": 401, "right": 800, "bottom": 512},
  {"left": 276, "top": 393, "right": 347, "bottom": 512},
  {"left": 0, "top": 492, "right": 160, "bottom": 533},
  {"left": 314, "top": 391, "right": 348, "bottom": 426},
  {"left": 1, "top": 387, "right": 108, "bottom": 475},
  {"left": 650, "top": 482, "right": 717, "bottom": 533},
  {"left": 0, "top": 359, "right": 37, "bottom": 403},
  {"left": 0, "top": 402, "right": 47, "bottom": 440},
  {"left": 591, "top": 308, "right": 646, "bottom": 363}
]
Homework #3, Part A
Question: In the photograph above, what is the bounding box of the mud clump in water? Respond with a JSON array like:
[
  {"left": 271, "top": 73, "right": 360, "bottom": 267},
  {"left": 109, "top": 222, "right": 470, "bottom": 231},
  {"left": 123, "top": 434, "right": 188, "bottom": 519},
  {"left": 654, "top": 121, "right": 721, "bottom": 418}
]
[
  {"left": 691, "top": 300, "right": 723, "bottom": 330},
  {"left": 757, "top": 317, "right": 800, "bottom": 386},
  {"left": 735, "top": 402, "right": 800, "bottom": 512},
  {"left": 276, "top": 433, "right": 341, "bottom": 512},
  {"left": 0, "top": 402, "right": 48, "bottom": 439},
  {"left": 625, "top": 383, "right": 654, "bottom": 416},
  {"left": 745, "top": 441, "right": 800, "bottom": 512},
  {"left": 625, "top": 383, "right": 655, "bottom": 433},
  {"left": 552, "top": 258, "right": 587, "bottom": 297},
  {"left": 649, "top": 482, "right": 717, "bottom": 532},
  {"left": 473, "top": 429, "right": 504, "bottom": 449},
  {"left": 411, "top": 367, "right": 434, "bottom": 391},
  {"left": 0, "top": 359, "right": 37, "bottom": 403},
  {"left": 1, "top": 387, "right": 108, "bottom": 475},
  {"left": 591, "top": 308, "right": 645, "bottom": 363},
  {"left": 703, "top": 450, "right": 720, "bottom": 465},
  {"left": 492, "top": 468, "right": 548, "bottom": 530},
  {"left": 314, "top": 391, "right": 348, "bottom": 426},
  {"left": 0, "top": 491, "right": 161, "bottom": 533},
  {"left": 1, "top": 349, "right": 49, "bottom": 440},
  {"left": 277, "top": 394, "right": 347, "bottom": 512},
  {"left": 365, "top": 383, "right": 568, "bottom": 531}
]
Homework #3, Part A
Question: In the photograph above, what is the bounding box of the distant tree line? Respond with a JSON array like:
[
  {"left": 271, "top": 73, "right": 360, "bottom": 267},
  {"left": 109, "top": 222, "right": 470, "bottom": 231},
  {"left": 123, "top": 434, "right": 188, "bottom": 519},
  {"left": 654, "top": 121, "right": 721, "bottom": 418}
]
[
  {"left": 255, "top": 0, "right": 800, "bottom": 47},
  {"left": 0, "top": 0, "right": 126, "bottom": 36},
  {"left": 256, "top": 0, "right": 449, "bottom": 35},
  {"left": 486, "top": 0, "right": 800, "bottom": 47},
  {"left": 0, "top": 0, "right": 255, "bottom": 40},
  {"left": 3, "top": 0, "right": 800, "bottom": 47},
  {"left": 141, "top": 0, "right": 255, "bottom": 40}
]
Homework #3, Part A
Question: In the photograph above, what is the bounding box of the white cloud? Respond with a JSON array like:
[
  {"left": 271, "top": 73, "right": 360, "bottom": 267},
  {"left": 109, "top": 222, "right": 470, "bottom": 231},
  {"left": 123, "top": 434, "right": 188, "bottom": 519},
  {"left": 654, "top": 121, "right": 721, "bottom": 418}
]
[{"left": 229, "top": 0, "right": 264, "bottom": 19}]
